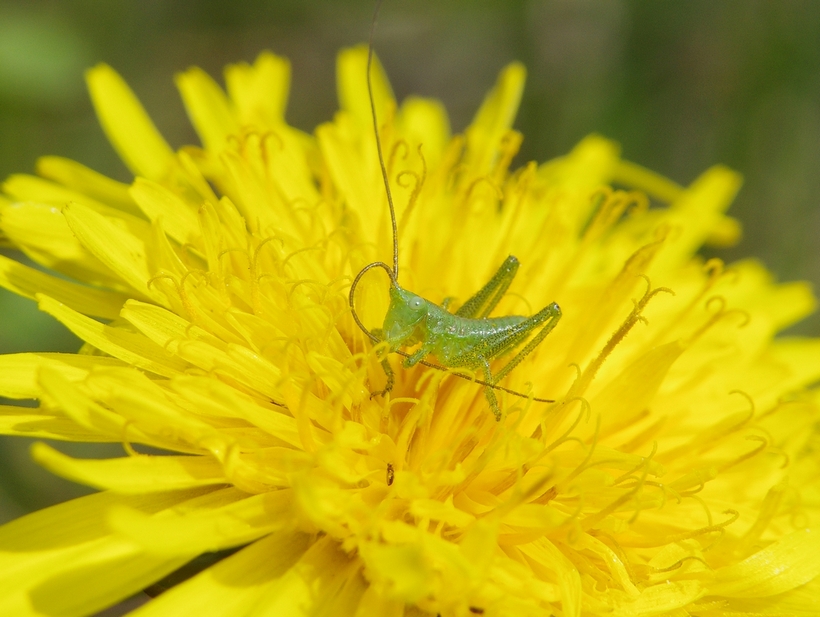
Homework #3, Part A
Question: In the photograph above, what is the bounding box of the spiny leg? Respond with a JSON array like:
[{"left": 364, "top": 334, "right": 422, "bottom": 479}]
[
  {"left": 368, "top": 327, "right": 395, "bottom": 398},
  {"left": 494, "top": 302, "right": 562, "bottom": 383},
  {"left": 403, "top": 347, "right": 428, "bottom": 368},
  {"left": 481, "top": 358, "right": 502, "bottom": 421},
  {"left": 469, "top": 301, "right": 562, "bottom": 418},
  {"left": 456, "top": 255, "right": 520, "bottom": 319},
  {"left": 371, "top": 357, "right": 394, "bottom": 399}
]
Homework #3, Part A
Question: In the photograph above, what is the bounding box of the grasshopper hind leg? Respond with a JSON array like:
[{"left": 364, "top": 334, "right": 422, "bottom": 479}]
[
  {"left": 481, "top": 359, "right": 502, "bottom": 421},
  {"left": 479, "top": 301, "right": 563, "bottom": 421}
]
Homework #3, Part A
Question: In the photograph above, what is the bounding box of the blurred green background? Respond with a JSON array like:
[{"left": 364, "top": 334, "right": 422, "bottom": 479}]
[{"left": 1, "top": 0, "right": 819, "bottom": 525}]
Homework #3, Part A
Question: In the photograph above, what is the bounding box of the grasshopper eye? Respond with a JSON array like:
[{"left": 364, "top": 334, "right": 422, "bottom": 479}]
[{"left": 409, "top": 296, "right": 424, "bottom": 309}]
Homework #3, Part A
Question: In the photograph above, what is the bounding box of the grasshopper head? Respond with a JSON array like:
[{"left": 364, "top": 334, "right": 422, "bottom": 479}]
[{"left": 382, "top": 285, "right": 428, "bottom": 349}]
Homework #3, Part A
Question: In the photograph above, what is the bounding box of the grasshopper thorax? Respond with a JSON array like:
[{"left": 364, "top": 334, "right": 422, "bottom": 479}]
[{"left": 383, "top": 284, "right": 429, "bottom": 349}]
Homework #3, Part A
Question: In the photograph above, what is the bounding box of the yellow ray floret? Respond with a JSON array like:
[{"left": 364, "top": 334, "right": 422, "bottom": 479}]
[{"left": 86, "top": 64, "right": 175, "bottom": 181}]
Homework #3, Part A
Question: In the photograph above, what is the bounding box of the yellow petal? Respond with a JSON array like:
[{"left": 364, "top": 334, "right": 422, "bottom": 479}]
[
  {"left": 518, "top": 540, "right": 582, "bottom": 617},
  {"left": 61, "top": 201, "right": 154, "bottom": 298},
  {"left": 306, "top": 350, "right": 368, "bottom": 408},
  {"left": 1, "top": 201, "right": 123, "bottom": 287},
  {"left": 120, "top": 298, "right": 221, "bottom": 348},
  {"left": 218, "top": 147, "right": 277, "bottom": 233},
  {"left": 3, "top": 173, "right": 150, "bottom": 243},
  {"left": 167, "top": 375, "right": 302, "bottom": 447},
  {"left": 25, "top": 542, "right": 192, "bottom": 617},
  {"left": 651, "top": 165, "right": 743, "bottom": 273},
  {"left": 86, "top": 63, "right": 174, "bottom": 180},
  {"left": 463, "top": 62, "right": 526, "bottom": 175},
  {"left": 316, "top": 120, "right": 381, "bottom": 246},
  {"left": 612, "top": 158, "right": 684, "bottom": 203},
  {"left": 759, "top": 279, "right": 816, "bottom": 332},
  {"left": 36, "top": 155, "right": 140, "bottom": 215},
  {"left": 78, "top": 367, "right": 231, "bottom": 453},
  {"left": 704, "top": 214, "right": 742, "bottom": 247},
  {"left": 337, "top": 45, "right": 395, "bottom": 131},
  {"left": 108, "top": 489, "right": 293, "bottom": 555},
  {"left": 767, "top": 338, "right": 820, "bottom": 392},
  {"left": 409, "top": 497, "right": 475, "bottom": 528},
  {"left": 398, "top": 96, "right": 451, "bottom": 168},
  {"left": 37, "top": 367, "right": 128, "bottom": 438},
  {"left": 176, "top": 66, "right": 239, "bottom": 153},
  {"left": 354, "top": 586, "right": 406, "bottom": 617},
  {"left": 718, "top": 258, "right": 815, "bottom": 333},
  {"left": 261, "top": 127, "right": 320, "bottom": 205},
  {"left": 710, "top": 528, "right": 820, "bottom": 597},
  {"left": 37, "top": 295, "right": 188, "bottom": 377},
  {"left": 128, "top": 531, "right": 310, "bottom": 617},
  {"left": 0, "top": 489, "right": 191, "bottom": 561},
  {"left": 0, "top": 406, "right": 114, "bottom": 441},
  {"left": 0, "top": 253, "right": 127, "bottom": 319},
  {"left": 0, "top": 352, "right": 123, "bottom": 400},
  {"left": 251, "top": 535, "right": 361, "bottom": 617},
  {"left": 5, "top": 173, "right": 113, "bottom": 213},
  {"left": 118, "top": 300, "right": 285, "bottom": 403},
  {"left": 591, "top": 340, "right": 685, "bottom": 437},
  {"left": 32, "top": 442, "right": 228, "bottom": 493},
  {"left": 358, "top": 539, "right": 441, "bottom": 604},
  {"left": 130, "top": 177, "right": 202, "bottom": 247},
  {"left": 0, "top": 489, "right": 209, "bottom": 616},
  {"left": 145, "top": 218, "right": 190, "bottom": 283},
  {"left": 225, "top": 51, "right": 291, "bottom": 128},
  {"left": 719, "top": 577, "right": 820, "bottom": 615},
  {"left": 610, "top": 580, "right": 703, "bottom": 616}
]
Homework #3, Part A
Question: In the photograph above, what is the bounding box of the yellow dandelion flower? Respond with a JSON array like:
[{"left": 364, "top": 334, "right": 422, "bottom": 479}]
[{"left": 1, "top": 42, "right": 820, "bottom": 617}]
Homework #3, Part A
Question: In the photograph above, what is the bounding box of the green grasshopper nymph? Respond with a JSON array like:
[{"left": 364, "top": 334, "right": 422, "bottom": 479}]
[{"left": 349, "top": 1, "right": 562, "bottom": 421}]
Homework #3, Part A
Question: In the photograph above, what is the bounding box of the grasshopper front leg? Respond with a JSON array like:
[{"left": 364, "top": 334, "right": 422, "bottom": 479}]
[
  {"left": 371, "top": 357, "right": 394, "bottom": 399},
  {"left": 368, "top": 327, "right": 395, "bottom": 398},
  {"left": 403, "top": 347, "right": 428, "bottom": 368},
  {"left": 372, "top": 330, "right": 429, "bottom": 396},
  {"left": 371, "top": 346, "right": 426, "bottom": 399}
]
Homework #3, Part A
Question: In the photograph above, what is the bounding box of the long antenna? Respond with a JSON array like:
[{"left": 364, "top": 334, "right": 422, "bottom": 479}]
[{"left": 368, "top": 0, "right": 400, "bottom": 281}]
